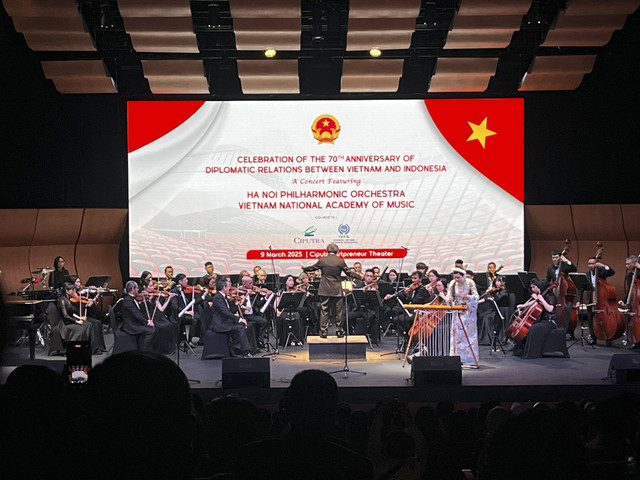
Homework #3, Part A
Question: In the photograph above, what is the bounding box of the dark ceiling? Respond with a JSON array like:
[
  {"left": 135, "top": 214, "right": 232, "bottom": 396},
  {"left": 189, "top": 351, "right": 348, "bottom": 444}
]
[{"left": 2, "top": 0, "right": 640, "bottom": 98}]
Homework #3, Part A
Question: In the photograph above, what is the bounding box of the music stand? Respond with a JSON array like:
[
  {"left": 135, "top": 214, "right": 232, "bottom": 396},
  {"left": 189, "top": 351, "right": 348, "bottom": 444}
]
[
  {"left": 329, "top": 291, "right": 366, "bottom": 378},
  {"left": 568, "top": 273, "right": 596, "bottom": 349},
  {"left": 86, "top": 275, "right": 112, "bottom": 288},
  {"left": 277, "top": 292, "right": 306, "bottom": 347}
]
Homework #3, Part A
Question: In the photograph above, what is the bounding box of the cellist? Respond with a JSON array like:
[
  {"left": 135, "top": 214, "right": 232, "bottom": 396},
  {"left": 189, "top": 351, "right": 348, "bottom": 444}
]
[
  {"left": 575, "top": 257, "right": 615, "bottom": 346},
  {"left": 512, "top": 279, "right": 557, "bottom": 359}
]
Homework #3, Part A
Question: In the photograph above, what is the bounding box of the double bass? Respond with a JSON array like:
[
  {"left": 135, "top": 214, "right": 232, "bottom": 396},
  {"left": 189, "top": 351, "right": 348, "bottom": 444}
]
[
  {"left": 506, "top": 281, "right": 557, "bottom": 342},
  {"left": 621, "top": 255, "right": 640, "bottom": 344},
  {"left": 592, "top": 242, "right": 625, "bottom": 342},
  {"left": 554, "top": 239, "right": 578, "bottom": 336}
]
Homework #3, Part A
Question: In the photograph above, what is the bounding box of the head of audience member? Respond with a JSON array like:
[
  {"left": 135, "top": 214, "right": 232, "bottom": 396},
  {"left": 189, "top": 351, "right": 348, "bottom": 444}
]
[
  {"left": 164, "top": 265, "right": 174, "bottom": 279},
  {"left": 283, "top": 369, "right": 338, "bottom": 436},
  {"left": 204, "top": 261, "right": 214, "bottom": 276},
  {"left": 85, "top": 351, "right": 194, "bottom": 480},
  {"left": 256, "top": 269, "right": 267, "bottom": 284}
]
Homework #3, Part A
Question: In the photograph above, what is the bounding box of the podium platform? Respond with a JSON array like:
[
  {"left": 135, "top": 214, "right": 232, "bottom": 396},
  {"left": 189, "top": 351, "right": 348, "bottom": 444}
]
[{"left": 307, "top": 335, "right": 368, "bottom": 360}]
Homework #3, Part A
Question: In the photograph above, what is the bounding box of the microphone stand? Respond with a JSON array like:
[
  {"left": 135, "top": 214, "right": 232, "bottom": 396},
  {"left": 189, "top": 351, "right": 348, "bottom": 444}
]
[
  {"left": 262, "top": 245, "right": 295, "bottom": 360},
  {"left": 329, "top": 288, "right": 366, "bottom": 378}
]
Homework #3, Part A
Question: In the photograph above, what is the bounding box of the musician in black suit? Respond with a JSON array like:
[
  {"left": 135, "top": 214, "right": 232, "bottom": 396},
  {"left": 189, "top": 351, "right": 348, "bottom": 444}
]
[
  {"left": 121, "top": 280, "right": 155, "bottom": 351},
  {"left": 575, "top": 257, "right": 616, "bottom": 345},
  {"left": 619, "top": 255, "right": 640, "bottom": 348},
  {"left": 384, "top": 271, "right": 432, "bottom": 337},
  {"left": 210, "top": 276, "right": 252, "bottom": 357},
  {"left": 302, "top": 243, "right": 359, "bottom": 338},
  {"left": 545, "top": 249, "right": 577, "bottom": 282}
]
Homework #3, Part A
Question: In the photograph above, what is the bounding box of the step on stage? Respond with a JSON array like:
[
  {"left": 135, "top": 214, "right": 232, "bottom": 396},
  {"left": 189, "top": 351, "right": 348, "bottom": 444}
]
[{"left": 5, "top": 333, "right": 640, "bottom": 408}]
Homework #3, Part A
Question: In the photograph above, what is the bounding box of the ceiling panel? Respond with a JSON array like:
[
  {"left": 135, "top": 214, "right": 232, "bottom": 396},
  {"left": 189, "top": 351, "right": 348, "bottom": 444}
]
[
  {"left": 519, "top": 55, "right": 598, "bottom": 91},
  {"left": 41, "top": 60, "right": 116, "bottom": 93},
  {"left": 429, "top": 57, "right": 499, "bottom": 92}
]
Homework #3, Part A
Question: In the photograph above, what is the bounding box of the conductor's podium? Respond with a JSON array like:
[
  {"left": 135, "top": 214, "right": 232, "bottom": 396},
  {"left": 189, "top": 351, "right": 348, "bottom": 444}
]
[{"left": 307, "top": 335, "right": 368, "bottom": 360}]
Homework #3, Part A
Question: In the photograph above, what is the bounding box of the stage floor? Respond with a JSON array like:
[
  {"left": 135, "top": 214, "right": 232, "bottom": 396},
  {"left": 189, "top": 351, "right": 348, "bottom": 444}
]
[{"left": 4, "top": 331, "right": 640, "bottom": 406}]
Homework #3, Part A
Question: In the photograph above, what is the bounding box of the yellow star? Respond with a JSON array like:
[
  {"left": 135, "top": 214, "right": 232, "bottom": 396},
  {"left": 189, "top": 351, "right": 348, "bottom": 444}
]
[
  {"left": 466, "top": 117, "right": 497, "bottom": 148},
  {"left": 322, "top": 119, "right": 330, "bottom": 127}
]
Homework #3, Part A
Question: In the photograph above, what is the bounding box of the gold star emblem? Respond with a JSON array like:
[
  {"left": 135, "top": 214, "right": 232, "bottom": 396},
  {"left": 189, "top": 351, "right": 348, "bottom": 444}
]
[
  {"left": 322, "top": 119, "right": 330, "bottom": 127},
  {"left": 466, "top": 117, "right": 497, "bottom": 148}
]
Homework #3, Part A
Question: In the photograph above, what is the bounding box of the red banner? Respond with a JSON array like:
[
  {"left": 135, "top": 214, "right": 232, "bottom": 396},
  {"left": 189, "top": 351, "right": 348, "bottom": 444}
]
[{"left": 246, "top": 248, "right": 408, "bottom": 261}]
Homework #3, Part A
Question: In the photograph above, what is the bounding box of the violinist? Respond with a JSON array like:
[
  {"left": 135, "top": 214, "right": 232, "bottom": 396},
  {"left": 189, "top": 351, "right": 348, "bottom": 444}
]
[
  {"left": 546, "top": 250, "right": 577, "bottom": 282},
  {"left": 477, "top": 276, "right": 508, "bottom": 345},
  {"left": 210, "top": 276, "right": 252, "bottom": 357},
  {"left": 71, "top": 276, "right": 107, "bottom": 353},
  {"left": 512, "top": 278, "right": 557, "bottom": 359},
  {"left": 199, "top": 262, "right": 216, "bottom": 285},
  {"left": 349, "top": 269, "right": 382, "bottom": 344},
  {"left": 384, "top": 271, "right": 431, "bottom": 338},
  {"left": 121, "top": 280, "right": 155, "bottom": 351},
  {"left": 447, "top": 268, "right": 479, "bottom": 366},
  {"left": 416, "top": 262, "right": 429, "bottom": 283},
  {"left": 139, "top": 278, "right": 177, "bottom": 354},
  {"left": 372, "top": 266, "right": 381, "bottom": 281},
  {"left": 58, "top": 282, "right": 99, "bottom": 353},
  {"left": 240, "top": 275, "right": 270, "bottom": 350},
  {"left": 487, "top": 262, "right": 498, "bottom": 287},
  {"left": 169, "top": 273, "right": 203, "bottom": 348},
  {"left": 424, "top": 269, "right": 440, "bottom": 295},
  {"left": 576, "top": 257, "right": 616, "bottom": 345},
  {"left": 433, "top": 279, "right": 448, "bottom": 304},
  {"left": 275, "top": 275, "right": 305, "bottom": 346}
]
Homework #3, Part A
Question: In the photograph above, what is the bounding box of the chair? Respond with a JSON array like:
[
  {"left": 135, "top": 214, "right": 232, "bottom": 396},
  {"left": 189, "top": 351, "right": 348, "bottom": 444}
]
[
  {"left": 108, "top": 305, "right": 139, "bottom": 354},
  {"left": 200, "top": 331, "right": 231, "bottom": 359},
  {"left": 542, "top": 302, "right": 571, "bottom": 358},
  {"left": 46, "top": 302, "right": 66, "bottom": 355}
]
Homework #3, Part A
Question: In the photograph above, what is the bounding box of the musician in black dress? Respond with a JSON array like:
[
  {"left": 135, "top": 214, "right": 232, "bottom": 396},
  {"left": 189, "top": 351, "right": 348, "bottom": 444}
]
[
  {"left": 546, "top": 250, "right": 577, "bottom": 282},
  {"left": 58, "top": 282, "right": 98, "bottom": 351},
  {"left": 49, "top": 256, "right": 69, "bottom": 288},
  {"left": 139, "top": 278, "right": 177, "bottom": 354},
  {"left": 477, "top": 276, "right": 509, "bottom": 345},
  {"left": 575, "top": 257, "right": 616, "bottom": 345},
  {"left": 70, "top": 276, "right": 106, "bottom": 353},
  {"left": 513, "top": 279, "right": 557, "bottom": 359},
  {"left": 275, "top": 275, "right": 306, "bottom": 346}
]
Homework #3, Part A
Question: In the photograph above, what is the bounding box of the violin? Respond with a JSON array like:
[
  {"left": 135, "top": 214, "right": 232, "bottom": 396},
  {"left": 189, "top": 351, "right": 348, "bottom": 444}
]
[
  {"left": 183, "top": 285, "right": 203, "bottom": 294},
  {"left": 70, "top": 292, "right": 91, "bottom": 304},
  {"left": 363, "top": 281, "right": 379, "bottom": 291},
  {"left": 479, "top": 286, "right": 504, "bottom": 300},
  {"left": 251, "top": 285, "right": 272, "bottom": 296}
]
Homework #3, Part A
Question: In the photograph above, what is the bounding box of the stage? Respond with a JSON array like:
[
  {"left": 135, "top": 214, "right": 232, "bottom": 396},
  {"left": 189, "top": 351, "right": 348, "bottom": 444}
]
[{"left": 4, "top": 330, "right": 640, "bottom": 408}]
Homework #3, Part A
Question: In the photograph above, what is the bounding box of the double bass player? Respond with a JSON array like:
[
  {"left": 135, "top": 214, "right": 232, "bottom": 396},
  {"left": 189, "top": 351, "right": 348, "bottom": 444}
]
[{"left": 576, "top": 257, "right": 615, "bottom": 346}]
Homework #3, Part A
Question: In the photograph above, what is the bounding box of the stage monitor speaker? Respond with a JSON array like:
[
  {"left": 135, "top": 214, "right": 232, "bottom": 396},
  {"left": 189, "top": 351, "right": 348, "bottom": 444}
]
[
  {"left": 222, "top": 357, "right": 270, "bottom": 388},
  {"left": 411, "top": 356, "right": 461, "bottom": 386},
  {"left": 608, "top": 354, "right": 640, "bottom": 384}
]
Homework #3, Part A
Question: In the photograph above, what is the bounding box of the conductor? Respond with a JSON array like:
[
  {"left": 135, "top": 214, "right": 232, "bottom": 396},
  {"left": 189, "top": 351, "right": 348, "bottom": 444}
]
[{"left": 302, "top": 243, "right": 359, "bottom": 338}]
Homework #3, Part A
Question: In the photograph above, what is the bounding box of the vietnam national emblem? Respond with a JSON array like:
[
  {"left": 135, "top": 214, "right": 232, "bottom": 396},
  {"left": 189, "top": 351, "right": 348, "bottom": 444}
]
[{"left": 311, "top": 114, "right": 341, "bottom": 144}]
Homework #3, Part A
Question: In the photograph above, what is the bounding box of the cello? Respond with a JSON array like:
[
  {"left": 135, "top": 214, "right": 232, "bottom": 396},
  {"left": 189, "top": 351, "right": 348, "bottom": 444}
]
[
  {"left": 592, "top": 242, "right": 625, "bottom": 342},
  {"left": 506, "top": 280, "right": 556, "bottom": 342},
  {"left": 622, "top": 255, "right": 640, "bottom": 344},
  {"left": 554, "top": 239, "right": 578, "bottom": 336}
]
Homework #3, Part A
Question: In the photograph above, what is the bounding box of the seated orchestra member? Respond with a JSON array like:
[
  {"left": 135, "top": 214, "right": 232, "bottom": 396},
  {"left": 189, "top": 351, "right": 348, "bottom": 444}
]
[
  {"left": 70, "top": 275, "right": 107, "bottom": 353},
  {"left": 487, "top": 261, "right": 498, "bottom": 287},
  {"left": 466, "top": 269, "right": 475, "bottom": 282},
  {"left": 424, "top": 268, "right": 440, "bottom": 295},
  {"left": 200, "top": 261, "right": 216, "bottom": 284},
  {"left": 169, "top": 273, "right": 203, "bottom": 348},
  {"left": 576, "top": 256, "right": 616, "bottom": 345},
  {"left": 275, "top": 275, "right": 306, "bottom": 346},
  {"left": 447, "top": 268, "right": 479, "bottom": 367},
  {"left": 58, "top": 282, "right": 99, "bottom": 352},
  {"left": 237, "top": 269, "right": 251, "bottom": 287},
  {"left": 297, "top": 271, "right": 320, "bottom": 335},
  {"left": 416, "top": 262, "right": 429, "bottom": 283},
  {"left": 162, "top": 265, "right": 175, "bottom": 290},
  {"left": 240, "top": 275, "right": 270, "bottom": 350},
  {"left": 210, "top": 276, "right": 252, "bottom": 357},
  {"left": 349, "top": 268, "right": 382, "bottom": 344},
  {"left": 384, "top": 270, "right": 432, "bottom": 338},
  {"left": 49, "top": 255, "right": 69, "bottom": 289},
  {"left": 477, "top": 275, "right": 509, "bottom": 345},
  {"left": 382, "top": 268, "right": 399, "bottom": 284},
  {"left": 121, "top": 280, "right": 155, "bottom": 351},
  {"left": 252, "top": 265, "right": 262, "bottom": 283},
  {"left": 512, "top": 278, "right": 557, "bottom": 359},
  {"left": 139, "top": 278, "right": 177, "bottom": 354},
  {"left": 380, "top": 269, "right": 404, "bottom": 332},
  {"left": 432, "top": 278, "right": 449, "bottom": 304},
  {"left": 372, "top": 265, "right": 381, "bottom": 281},
  {"left": 454, "top": 259, "right": 465, "bottom": 270},
  {"left": 353, "top": 261, "right": 364, "bottom": 279},
  {"left": 546, "top": 249, "right": 577, "bottom": 282}
]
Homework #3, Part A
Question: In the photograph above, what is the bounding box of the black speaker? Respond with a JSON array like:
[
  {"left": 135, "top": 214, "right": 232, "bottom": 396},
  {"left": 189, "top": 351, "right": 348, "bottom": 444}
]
[
  {"left": 411, "top": 356, "right": 461, "bottom": 386},
  {"left": 221, "top": 357, "right": 270, "bottom": 388},
  {"left": 608, "top": 354, "right": 640, "bottom": 384}
]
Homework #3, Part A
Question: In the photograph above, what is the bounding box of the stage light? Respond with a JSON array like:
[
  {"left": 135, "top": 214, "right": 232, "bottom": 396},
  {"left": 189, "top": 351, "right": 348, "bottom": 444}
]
[
  {"left": 100, "top": 3, "right": 114, "bottom": 29},
  {"left": 264, "top": 48, "right": 277, "bottom": 58},
  {"left": 369, "top": 47, "right": 382, "bottom": 58}
]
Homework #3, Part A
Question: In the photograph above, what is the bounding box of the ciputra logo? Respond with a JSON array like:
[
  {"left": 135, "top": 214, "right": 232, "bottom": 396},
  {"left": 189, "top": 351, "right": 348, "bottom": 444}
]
[
  {"left": 304, "top": 226, "right": 317, "bottom": 237},
  {"left": 311, "top": 114, "right": 341, "bottom": 144}
]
